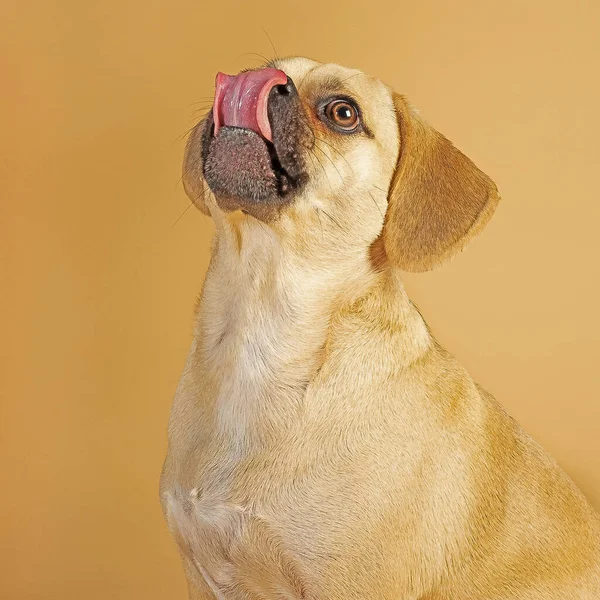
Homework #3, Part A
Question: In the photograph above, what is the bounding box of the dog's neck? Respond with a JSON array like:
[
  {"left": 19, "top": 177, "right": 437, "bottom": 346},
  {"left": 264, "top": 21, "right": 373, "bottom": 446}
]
[{"left": 194, "top": 212, "right": 430, "bottom": 447}]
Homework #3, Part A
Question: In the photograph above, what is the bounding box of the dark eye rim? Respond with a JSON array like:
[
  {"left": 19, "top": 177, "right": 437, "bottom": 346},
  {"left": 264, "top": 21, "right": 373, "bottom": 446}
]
[{"left": 318, "top": 95, "right": 364, "bottom": 135}]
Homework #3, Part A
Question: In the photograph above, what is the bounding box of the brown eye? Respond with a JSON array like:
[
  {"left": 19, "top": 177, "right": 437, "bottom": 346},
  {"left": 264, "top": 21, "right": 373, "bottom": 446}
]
[{"left": 324, "top": 100, "right": 360, "bottom": 132}]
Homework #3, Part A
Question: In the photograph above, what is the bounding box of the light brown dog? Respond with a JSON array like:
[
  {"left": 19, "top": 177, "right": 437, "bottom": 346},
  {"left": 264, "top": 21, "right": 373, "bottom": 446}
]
[{"left": 160, "top": 57, "right": 600, "bottom": 599}]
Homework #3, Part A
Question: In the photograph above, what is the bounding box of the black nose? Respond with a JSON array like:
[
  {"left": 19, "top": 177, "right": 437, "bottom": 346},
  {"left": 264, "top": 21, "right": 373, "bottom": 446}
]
[
  {"left": 269, "top": 76, "right": 299, "bottom": 109},
  {"left": 267, "top": 76, "right": 301, "bottom": 139},
  {"left": 271, "top": 77, "right": 296, "bottom": 97}
]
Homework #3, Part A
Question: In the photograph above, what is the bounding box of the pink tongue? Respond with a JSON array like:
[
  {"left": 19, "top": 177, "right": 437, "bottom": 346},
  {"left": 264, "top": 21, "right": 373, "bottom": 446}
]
[{"left": 213, "top": 68, "right": 288, "bottom": 142}]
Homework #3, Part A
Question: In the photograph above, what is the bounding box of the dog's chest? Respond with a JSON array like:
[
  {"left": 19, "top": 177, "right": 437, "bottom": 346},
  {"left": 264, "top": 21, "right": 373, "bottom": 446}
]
[{"left": 164, "top": 479, "right": 308, "bottom": 600}]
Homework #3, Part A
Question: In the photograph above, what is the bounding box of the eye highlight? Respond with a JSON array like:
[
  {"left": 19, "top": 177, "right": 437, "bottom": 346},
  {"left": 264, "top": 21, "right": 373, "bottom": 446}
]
[{"left": 322, "top": 99, "right": 361, "bottom": 133}]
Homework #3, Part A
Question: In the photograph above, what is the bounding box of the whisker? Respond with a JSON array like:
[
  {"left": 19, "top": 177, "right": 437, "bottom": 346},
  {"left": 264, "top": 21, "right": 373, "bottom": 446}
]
[
  {"left": 171, "top": 201, "right": 195, "bottom": 227},
  {"left": 190, "top": 108, "right": 212, "bottom": 119},
  {"left": 173, "top": 173, "right": 184, "bottom": 191},
  {"left": 307, "top": 148, "right": 333, "bottom": 191},
  {"left": 368, "top": 191, "right": 385, "bottom": 220},
  {"left": 237, "top": 52, "right": 270, "bottom": 67},
  {"left": 295, "top": 112, "right": 317, "bottom": 149},
  {"left": 260, "top": 27, "right": 279, "bottom": 60},
  {"left": 303, "top": 146, "right": 321, "bottom": 182},
  {"left": 189, "top": 98, "right": 216, "bottom": 105},
  {"left": 314, "top": 135, "right": 355, "bottom": 174},
  {"left": 372, "top": 184, "right": 388, "bottom": 194},
  {"left": 340, "top": 73, "right": 362, "bottom": 84},
  {"left": 314, "top": 207, "right": 324, "bottom": 243},
  {"left": 319, "top": 208, "right": 344, "bottom": 231},
  {"left": 176, "top": 123, "right": 200, "bottom": 143},
  {"left": 312, "top": 142, "right": 343, "bottom": 183},
  {"left": 256, "top": 216, "right": 269, "bottom": 236}
]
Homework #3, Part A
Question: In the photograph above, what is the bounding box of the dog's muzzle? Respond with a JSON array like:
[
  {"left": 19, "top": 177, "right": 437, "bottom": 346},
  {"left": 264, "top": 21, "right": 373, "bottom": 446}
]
[{"left": 194, "top": 67, "right": 308, "bottom": 219}]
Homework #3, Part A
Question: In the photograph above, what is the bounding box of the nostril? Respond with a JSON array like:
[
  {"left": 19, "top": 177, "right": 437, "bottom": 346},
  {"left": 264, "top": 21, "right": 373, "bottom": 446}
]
[
  {"left": 274, "top": 77, "right": 295, "bottom": 96},
  {"left": 275, "top": 83, "right": 291, "bottom": 96}
]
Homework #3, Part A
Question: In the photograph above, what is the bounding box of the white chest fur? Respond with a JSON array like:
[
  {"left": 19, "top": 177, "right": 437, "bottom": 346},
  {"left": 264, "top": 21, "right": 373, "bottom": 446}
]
[
  {"left": 164, "top": 483, "right": 307, "bottom": 599},
  {"left": 161, "top": 215, "right": 428, "bottom": 598},
  {"left": 196, "top": 217, "right": 372, "bottom": 443}
]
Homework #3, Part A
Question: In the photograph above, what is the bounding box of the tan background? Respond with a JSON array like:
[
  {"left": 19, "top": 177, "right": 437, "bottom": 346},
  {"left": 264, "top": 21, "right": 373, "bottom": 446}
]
[{"left": 1, "top": 0, "right": 599, "bottom": 598}]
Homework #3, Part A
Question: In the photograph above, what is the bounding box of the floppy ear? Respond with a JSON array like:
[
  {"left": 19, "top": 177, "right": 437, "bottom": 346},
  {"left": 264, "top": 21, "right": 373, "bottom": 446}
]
[{"left": 382, "top": 94, "right": 500, "bottom": 272}]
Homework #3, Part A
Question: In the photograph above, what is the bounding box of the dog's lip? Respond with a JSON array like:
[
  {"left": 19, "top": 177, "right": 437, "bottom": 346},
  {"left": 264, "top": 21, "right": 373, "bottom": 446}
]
[
  {"left": 213, "top": 68, "right": 288, "bottom": 142},
  {"left": 205, "top": 120, "right": 296, "bottom": 198}
]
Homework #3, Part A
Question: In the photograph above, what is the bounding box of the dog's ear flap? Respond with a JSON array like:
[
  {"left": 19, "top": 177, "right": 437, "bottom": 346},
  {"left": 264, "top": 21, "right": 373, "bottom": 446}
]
[{"left": 382, "top": 94, "right": 500, "bottom": 272}]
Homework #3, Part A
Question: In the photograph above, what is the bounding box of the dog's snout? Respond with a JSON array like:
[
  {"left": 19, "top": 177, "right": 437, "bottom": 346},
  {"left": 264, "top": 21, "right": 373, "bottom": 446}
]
[{"left": 194, "top": 67, "right": 308, "bottom": 218}]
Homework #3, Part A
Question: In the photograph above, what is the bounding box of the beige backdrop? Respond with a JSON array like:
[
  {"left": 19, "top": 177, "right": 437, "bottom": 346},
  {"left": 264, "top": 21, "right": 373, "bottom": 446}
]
[{"left": 1, "top": 0, "right": 599, "bottom": 598}]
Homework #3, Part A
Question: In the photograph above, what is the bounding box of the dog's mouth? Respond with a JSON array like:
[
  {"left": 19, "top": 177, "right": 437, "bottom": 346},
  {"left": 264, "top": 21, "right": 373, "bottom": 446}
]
[
  {"left": 264, "top": 138, "right": 295, "bottom": 195},
  {"left": 199, "top": 68, "right": 308, "bottom": 218},
  {"left": 213, "top": 69, "right": 286, "bottom": 142}
]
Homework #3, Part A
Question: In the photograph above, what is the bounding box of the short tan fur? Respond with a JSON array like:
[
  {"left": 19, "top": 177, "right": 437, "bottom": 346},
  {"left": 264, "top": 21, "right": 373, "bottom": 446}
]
[{"left": 161, "top": 57, "right": 600, "bottom": 600}]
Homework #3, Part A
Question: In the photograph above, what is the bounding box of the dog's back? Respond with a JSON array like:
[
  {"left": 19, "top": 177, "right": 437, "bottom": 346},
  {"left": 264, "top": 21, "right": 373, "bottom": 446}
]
[{"left": 441, "top": 381, "right": 600, "bottom": 598}]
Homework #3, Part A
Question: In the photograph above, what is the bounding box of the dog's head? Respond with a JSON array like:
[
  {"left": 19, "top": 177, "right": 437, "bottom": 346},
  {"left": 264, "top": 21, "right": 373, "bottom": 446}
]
[{"left": 183, "top": 57, "right": 499, "bottom": 272}]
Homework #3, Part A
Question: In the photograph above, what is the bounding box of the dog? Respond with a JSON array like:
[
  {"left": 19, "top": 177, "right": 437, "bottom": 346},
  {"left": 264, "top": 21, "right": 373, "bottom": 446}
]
[{"left": 160, "top": 57, "right": 600, "bottom": 599}]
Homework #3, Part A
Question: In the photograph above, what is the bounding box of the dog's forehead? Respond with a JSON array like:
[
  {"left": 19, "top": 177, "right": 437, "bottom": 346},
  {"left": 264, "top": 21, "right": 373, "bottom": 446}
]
[{"left": 273, "top": 57, "right": 392, "bottom": 105}]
